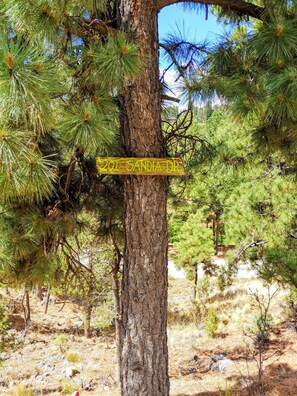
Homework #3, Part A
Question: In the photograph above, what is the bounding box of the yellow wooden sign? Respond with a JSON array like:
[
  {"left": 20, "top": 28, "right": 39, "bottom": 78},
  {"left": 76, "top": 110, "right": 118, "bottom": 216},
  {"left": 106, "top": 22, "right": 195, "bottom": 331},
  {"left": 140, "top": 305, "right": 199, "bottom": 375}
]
[{"left": 96, "top": 157, "right": 185, "bottom": 176}]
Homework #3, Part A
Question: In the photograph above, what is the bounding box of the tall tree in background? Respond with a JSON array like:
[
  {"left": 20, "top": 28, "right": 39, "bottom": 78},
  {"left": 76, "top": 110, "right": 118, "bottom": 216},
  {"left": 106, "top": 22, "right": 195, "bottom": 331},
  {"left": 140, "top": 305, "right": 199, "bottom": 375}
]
[{"left": 0, "top": 1, "right": 268, "bottom": 395}]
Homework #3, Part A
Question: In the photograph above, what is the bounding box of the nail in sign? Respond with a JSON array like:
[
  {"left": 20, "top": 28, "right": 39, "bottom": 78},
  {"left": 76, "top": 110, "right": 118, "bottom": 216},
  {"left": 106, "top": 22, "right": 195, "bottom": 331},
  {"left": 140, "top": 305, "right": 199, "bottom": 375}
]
[{"left": 96, "top": 157, "right": 185, "bottom": 176}]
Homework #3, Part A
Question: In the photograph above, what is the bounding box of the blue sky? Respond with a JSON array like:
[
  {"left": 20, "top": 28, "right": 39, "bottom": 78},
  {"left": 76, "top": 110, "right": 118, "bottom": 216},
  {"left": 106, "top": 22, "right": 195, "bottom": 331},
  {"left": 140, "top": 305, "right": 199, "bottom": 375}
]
[{"left": 158, "top": 4, "right": 228, "bottom": 68}]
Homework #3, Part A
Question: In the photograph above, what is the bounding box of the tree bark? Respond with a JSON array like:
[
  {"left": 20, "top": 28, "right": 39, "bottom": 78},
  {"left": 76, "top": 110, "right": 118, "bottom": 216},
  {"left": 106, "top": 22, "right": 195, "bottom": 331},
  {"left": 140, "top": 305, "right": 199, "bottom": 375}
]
[
  {"left": 22, "top": 288, "right": 31, "bottom": 325},
  {"left": 118, "top": 1, "right": 169, "bottom": 395},
  {"left": 111, "top": 246, "right": 122, "bottom": 381},
  {"left": 25, "top": 290, "right": 30, "bottom": 322},
  {"left": 44, "top": 286, "right": 51, "bottom": 315}
]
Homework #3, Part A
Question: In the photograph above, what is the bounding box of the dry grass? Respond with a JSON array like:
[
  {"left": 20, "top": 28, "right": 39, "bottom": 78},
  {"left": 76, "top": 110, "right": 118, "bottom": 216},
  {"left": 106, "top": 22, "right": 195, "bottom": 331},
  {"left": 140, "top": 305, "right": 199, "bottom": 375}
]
[
  {"left": 6, "top": 384, "right": 34, "bottom": 396},
  {"left": 1, "top": 278, "right": 296, "bottom": 396}
]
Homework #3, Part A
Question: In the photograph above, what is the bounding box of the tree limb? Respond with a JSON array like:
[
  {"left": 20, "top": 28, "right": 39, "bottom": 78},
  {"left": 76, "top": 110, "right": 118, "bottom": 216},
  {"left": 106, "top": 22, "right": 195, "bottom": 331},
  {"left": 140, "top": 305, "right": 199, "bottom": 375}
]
[
  {"left": 159, "top": 43, "right": 187, "bottom": 81},
  {"left": 233, "top": 240, "right": 267, "bottom": 265},
  {"left": 68, "top": 17, "right": 117, "bottom": 39},
  {"left": 157, "top": 0, "right": 265, "bottom": 21},
  {"left": 161, "top": 93, "right": 180, "bottom": 103}
]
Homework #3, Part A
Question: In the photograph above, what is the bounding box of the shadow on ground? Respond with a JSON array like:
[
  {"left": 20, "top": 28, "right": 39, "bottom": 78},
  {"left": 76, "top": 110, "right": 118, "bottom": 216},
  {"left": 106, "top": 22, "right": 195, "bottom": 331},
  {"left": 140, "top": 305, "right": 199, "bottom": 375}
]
[{"left": 174, "top": 363, "right": 297, "bottom": 396}]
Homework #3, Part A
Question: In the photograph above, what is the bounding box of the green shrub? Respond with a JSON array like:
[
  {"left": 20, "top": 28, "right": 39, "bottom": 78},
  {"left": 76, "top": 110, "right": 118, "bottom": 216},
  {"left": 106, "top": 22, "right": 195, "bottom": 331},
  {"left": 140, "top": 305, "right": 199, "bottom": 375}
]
[
  {"left": 54, "top": 333, "right": 69, "bottom": 353},
  {"left": 205, "top": 308, "right": 219, "bottom": 337},
  {"left": 0, "top": 303, "right": 11, "bottom": 353},
  {"left": 61, "top": 382, "right": 78, "bottom": 395},
  {"left": 219, "top": 388, "right": 232, "bottom": 396},
  {"left": 196, "top": 277, "right": 211, "bottom": 301},
  {"left": 285, "top": 287, "right": 297, "bottom": 324},
  {"left": 66, "top": 350, "right": 80, "bottom": 363},
  {"left": 93, "top": 297, "right": 115, "bottom": 333},
  {"left": 254, "top": 312, "right": 274, "bottom": 347}
]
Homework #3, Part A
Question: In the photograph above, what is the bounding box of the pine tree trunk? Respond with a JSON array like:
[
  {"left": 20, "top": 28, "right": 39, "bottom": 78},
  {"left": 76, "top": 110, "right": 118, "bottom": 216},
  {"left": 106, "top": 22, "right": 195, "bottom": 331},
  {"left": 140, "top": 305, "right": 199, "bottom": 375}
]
[
  {"left": 118, "top": 1, "right": 169, "bottom": 395},
  {"left": 214, "top": 212, "right": 221, "bottom": 255},
  {"left": 111, "top": 246, "right": 122, "bottom": 381},
  {"left": 44, "top": 286, "right": 51, "bottom": 315},
  {"left": 22, "top": 288, "right": 31, "bottom": 325},
  {"left": 85, "top": 267, "right": 93, "bottom": 338},
  {"left": 193, "top": 264, "right": 198, "bottom": 300},
  {"left": 25, "top": 290, "right": 30, "bottom": 322},
  {"left": 215, "top": 220, "right": 219, "bottom": 255},
  {"left": 85, "top": 295, "right": 92, "bottom": 338},
  {"left": 36, "top": 285, "right": 44, "bottom": 301}
]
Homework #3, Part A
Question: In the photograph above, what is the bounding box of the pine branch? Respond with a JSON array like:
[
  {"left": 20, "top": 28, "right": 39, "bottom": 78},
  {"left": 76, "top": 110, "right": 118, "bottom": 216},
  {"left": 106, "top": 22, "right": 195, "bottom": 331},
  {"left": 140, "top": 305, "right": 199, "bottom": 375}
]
[
  {"left": 233, "top": 240, "right": 267, "bottom": 266},
  {"left": 161, "top": 94, "right": 180, "bottom": 103},
  {"left": 159, "top": 43, "right": 187, "bottom": 80},
  {"left": 64, "top": 156, "right": 78, "bottom": 195},
  {"left": 157, "top": 0, "right": 265, "bottom": 21}
]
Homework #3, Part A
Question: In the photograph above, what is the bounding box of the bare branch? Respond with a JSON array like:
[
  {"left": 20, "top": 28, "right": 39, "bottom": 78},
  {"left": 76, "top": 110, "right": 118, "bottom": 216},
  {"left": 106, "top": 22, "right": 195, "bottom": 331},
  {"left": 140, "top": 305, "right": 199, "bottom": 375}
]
[
  {"left": 159, "top": 43, "right": 188, "bottom": 81},
  {"left": 233, "top": 240, "right": 267, "bottom": 265}
]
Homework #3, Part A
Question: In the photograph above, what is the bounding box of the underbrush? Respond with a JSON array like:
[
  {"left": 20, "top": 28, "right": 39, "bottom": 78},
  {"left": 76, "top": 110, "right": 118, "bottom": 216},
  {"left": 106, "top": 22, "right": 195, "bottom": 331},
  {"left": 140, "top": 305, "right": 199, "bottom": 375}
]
[
  {"left": 0, "top": 302, "right": 14, "bottom": 354},
  {"left": 6, "top": 384, "right": 34, "bottom": 396},
  {"left": 168, "top": 279, "right": 252, "bottom": 331},
  {"left": 93, "top": 297, "right": 115, "bottom": 334}
]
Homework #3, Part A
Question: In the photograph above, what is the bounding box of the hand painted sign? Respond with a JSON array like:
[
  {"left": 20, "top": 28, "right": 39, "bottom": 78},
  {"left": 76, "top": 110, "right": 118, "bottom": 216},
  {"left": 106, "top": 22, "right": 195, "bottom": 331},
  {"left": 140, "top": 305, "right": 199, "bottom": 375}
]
[{"left": 96, "top": 157, "right": 185, "bottom": 176}]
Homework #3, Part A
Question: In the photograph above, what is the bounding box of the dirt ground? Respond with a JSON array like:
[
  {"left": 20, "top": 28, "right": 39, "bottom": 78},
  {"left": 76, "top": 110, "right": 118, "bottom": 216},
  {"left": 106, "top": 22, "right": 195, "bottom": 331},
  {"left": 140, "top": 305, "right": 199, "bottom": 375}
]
[{"left": 1, "top": 278, "right": 297, "bottom": 395}]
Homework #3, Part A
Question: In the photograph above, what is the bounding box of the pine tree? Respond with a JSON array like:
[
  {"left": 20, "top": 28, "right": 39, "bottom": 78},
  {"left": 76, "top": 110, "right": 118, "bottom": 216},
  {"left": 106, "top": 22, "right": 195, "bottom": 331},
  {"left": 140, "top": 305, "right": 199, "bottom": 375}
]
[
  {"left": 169, "top": 104, "right": 297, "bottom": 292},
  {"left": 0, "top": 1, "right": 266, "bottom": 395},
  {"left": 162, "top": 1, "right": 297, "bottom": 291}
]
